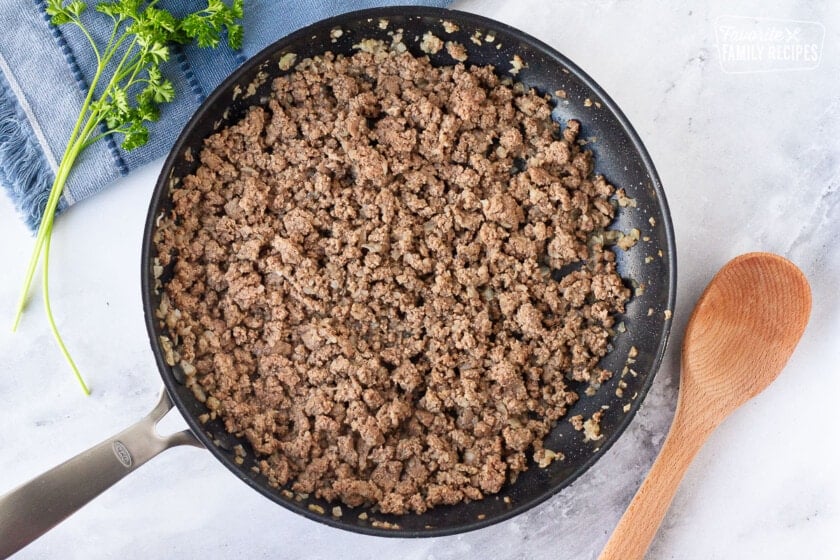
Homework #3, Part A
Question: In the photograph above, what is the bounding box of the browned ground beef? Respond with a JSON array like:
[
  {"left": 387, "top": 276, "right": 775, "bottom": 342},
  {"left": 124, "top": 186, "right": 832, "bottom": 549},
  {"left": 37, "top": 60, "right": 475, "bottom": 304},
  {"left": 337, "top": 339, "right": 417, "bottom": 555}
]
[{"left": 154, "top": 42, "right": 629, "bottom": 514}]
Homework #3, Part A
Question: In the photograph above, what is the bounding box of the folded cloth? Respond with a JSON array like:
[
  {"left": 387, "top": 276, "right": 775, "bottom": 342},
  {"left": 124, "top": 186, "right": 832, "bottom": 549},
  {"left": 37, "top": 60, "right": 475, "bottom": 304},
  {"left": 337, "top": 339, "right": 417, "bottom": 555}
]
[{"left": 0, "top": 0, "right": 449, "bottom": 230}]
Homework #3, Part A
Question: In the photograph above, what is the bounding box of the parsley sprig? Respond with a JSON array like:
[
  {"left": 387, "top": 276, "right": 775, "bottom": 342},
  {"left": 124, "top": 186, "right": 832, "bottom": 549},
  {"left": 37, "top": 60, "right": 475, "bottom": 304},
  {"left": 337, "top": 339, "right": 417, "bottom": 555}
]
[{"left": 12, "top": 0, "right": 243, "bottom": 394}]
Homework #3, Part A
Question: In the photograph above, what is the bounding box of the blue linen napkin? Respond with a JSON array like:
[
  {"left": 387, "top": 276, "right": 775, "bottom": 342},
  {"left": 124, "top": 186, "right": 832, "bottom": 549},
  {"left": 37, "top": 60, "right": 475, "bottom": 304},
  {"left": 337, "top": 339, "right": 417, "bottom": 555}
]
[{"left": 0, "top": 0, "right": 449, "bottom": 230}]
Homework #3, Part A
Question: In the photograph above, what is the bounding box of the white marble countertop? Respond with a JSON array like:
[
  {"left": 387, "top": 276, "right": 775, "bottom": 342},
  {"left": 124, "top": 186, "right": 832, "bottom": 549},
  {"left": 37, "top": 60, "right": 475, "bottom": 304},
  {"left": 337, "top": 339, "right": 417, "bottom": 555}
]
[{"left": 1, "top": 0, "right": 838, "bottom": 558}]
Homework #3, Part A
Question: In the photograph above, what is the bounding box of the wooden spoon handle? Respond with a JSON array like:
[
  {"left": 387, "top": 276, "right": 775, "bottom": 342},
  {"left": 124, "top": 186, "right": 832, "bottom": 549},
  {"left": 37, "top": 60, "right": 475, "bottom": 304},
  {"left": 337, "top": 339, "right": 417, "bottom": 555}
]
[{"left": 598, "top": 404, "right": 713, "bottom": 560}]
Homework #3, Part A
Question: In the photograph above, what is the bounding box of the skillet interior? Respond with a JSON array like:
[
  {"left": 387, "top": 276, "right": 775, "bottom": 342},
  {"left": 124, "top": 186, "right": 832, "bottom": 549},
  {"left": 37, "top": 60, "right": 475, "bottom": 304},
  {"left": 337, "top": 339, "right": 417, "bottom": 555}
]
[{"left": 141, "top": 6, "right": 676, "bottom": 537}]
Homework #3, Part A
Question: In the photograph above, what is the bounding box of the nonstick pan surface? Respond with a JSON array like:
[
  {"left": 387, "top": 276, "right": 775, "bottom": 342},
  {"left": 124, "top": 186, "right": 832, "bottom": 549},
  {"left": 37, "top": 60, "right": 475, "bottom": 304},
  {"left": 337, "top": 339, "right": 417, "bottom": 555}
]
[{"left": 142, "top": 6, "right": 676, "bottom": 537}]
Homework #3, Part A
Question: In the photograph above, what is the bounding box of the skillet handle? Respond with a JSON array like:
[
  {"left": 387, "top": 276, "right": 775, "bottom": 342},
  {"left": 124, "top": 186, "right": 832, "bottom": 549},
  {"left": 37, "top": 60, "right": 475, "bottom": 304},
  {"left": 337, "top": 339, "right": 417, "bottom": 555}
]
[{"left": 0, "top": 387, "right": 202, "bottom": 559}]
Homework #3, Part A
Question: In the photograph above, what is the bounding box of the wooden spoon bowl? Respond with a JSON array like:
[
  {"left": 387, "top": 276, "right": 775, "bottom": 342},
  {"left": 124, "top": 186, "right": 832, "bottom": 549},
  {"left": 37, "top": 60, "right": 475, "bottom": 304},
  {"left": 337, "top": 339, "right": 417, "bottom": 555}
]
[{"left": 599, "top": 252, "right": 812, "bottom": 560}]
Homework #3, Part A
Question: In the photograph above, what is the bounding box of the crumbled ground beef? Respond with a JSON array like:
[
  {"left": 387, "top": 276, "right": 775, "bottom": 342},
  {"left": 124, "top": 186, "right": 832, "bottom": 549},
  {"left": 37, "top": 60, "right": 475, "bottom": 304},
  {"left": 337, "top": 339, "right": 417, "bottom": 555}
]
[{"left": 154, "top": 41, "right": 629, "bottom": 515}]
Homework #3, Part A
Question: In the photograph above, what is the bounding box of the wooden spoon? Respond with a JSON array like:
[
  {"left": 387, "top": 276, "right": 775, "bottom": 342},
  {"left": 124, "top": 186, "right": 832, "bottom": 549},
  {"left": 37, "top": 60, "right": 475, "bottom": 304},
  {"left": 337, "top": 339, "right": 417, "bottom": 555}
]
[{"left": 598, "top": 252, "right": 811, "bottom": 560}]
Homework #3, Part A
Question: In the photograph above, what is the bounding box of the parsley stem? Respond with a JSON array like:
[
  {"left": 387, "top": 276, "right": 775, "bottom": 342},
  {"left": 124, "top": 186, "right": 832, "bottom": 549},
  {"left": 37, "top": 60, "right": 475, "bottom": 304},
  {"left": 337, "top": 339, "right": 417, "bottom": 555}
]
[
  {"left": 111, "top": 51, "right": 144, "bottom": 84},
  {"left": 111, "top": 36, "right": 139, "bottom": 85},
  {"left": 12, "top": 145, "right": 76, "bottom": 332},
  {"left": 40, "top": 120, "right": 96, "bottom": 393},
  {"left": 42, "top": 219, "right": 90, "bottom": 396},
  {"left": 11, "top": 58, "right": 108, "bottom": 333},
  {"left": 70, "top": 17, "right": 101, "bottom": 65},
  {"left": 103, "top": 16, "right": 121, "bottom": 56}
]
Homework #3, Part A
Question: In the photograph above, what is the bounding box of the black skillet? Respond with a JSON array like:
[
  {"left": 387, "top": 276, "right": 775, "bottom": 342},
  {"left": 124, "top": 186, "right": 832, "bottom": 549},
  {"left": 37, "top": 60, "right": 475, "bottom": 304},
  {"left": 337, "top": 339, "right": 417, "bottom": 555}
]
[{"left": 0, "top": 7, "right": 676, "bottom": 554}]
